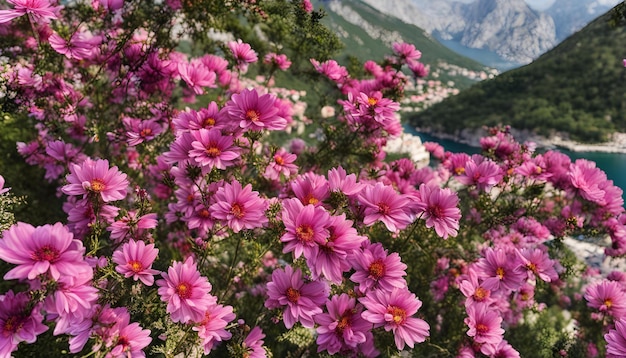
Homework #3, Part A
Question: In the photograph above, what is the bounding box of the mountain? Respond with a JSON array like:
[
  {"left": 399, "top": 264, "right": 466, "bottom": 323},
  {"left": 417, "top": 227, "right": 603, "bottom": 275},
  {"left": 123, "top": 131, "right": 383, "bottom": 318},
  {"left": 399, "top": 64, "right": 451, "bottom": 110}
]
[
  {"left": 408, "top": 5, "right": 626, "bottom": 144},
  {"left": 547, "top": 0, "right": 622, "bottom": 41},
  {"left": 313, "top": 0, "right": 495, "bottom": 89}
]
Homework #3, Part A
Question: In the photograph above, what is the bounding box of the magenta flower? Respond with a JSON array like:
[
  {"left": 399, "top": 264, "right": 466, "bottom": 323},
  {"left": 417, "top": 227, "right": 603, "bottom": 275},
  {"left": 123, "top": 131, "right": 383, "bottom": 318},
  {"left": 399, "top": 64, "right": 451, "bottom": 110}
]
[
  {"left": 354, "top": 91, "right": 400, "bottom": 125},
  {"left": 108, "top": 211, "right": 158, "bottom": 242},
  {"left": 45, "top": 270, "right": 98, "bottom": 327},
  {"left": 359, "top": 182, "right": 413, "bottom": 232},
  {"left": 459, "top": 268, "right": 493, "bottom": 307},
  {"left": 0, "top": 222, "right": 86, "bottom": 281},
  {"left": 315, "top": 294, "right": 370, "bottom": 355},
  {"left": 157, "top": 256, "right": 216, "bottom": 323},
  {"left": 414, "top": 184, "right": 461, "bottom": 239},
  {"left": 0, "top": 174, "right": 10, "bottom": 195},
  {"left": 106, "top": 311, "right": 152, "bottom": 358},
  {"left": 280, "top": 198, "right": 330, "bottom": 259},
  {"left": 392, "top": 42, "right": 422, "bottom": 63},
  {"left": 464, "top": 302, "right": 504, "bottom": 347},
  {"left": 263, "top": 52, "right": 292, "bottom": 70},
  {"left": 585, "top": 279, "right": 626, "bottom": 319},
  {"left": 193, "top": 303, "right": 236, "bottom": 354},
  {"left": 360, "top": 288, "right": 430, "bottom": 350},
  {"left": 264, "top": 148, "right": 298, "bottom": 181},
  {"left": 310, "top": 59, "right": 349, "bottom": 83},
  {"left": 473, "top": 247, "right": 526, "bottom": 293},
  {"left": 224, "top": 88, "right": 287, "bottom": 131},
  {"left": 0, "top": 0, "right": 60, "bottom": 24},
  {"left": 48, "top": 31, "right": 98, "bottom": 61},
  {"left": 209, "top": 180, "right": 268, "bottom": 233},
  {"left": 517, "top": 247, "right": 558, "bottom": 283},
  {"left": 62, "top": 158, "right": 129, "bottom": 202},
  {"left": 242, "top": 326, "right": 266, "bottom": 358},
  {"left": 0, "top": 290, "right": 48, "bottom": 357},
  {"left": 606, "top": 318, "right": 626, "bottom": 357},
  {"left": 124, "top": 117, "right": 165, "bottom": 147},
  {"left": 569, "top": 159, "right": 608, "bottom": 205},
  {"left": 112, "top": 239, "right": 160, "bottom": 286},
  {"left": 188, "top": 128, "right": 240, "bottom": 171},
  {"left": 178, "top": 58, "right": 217, "bottom": 95},
  {"left": 455, "top": 156, "right": 503, "bottom": 192},
  {"left": 264, "top": 265, "right": 329, "bottom": 328},
  {"left": 328, "top": 166, "right": 364, "bottom": 196},
  {"left": 350, "top": 241, "right": 407, "bottom": 294},
  {"left": 228, "top": 39, "right": 258, "bottom": 72},
  {"left": 290, "top": 172, "right": 329, "bottom": 206}
]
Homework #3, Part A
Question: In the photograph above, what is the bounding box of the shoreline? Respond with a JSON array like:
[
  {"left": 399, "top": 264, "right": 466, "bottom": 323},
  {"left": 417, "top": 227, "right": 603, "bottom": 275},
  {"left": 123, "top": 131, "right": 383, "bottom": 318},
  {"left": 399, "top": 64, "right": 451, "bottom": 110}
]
[{"left": 412, "top": 126, "right": 626, "bottom": 154}]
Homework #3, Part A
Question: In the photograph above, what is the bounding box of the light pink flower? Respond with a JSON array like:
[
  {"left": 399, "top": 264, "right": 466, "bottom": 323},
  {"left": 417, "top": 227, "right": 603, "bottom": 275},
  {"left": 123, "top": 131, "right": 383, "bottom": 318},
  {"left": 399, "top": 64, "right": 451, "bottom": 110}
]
[
  {"left": 209, "top": 180, "right": 268, "bottom": 233},
  {"left": 242, "top": 326, "right": 266, "bottom": 358},
  {"left": 328, "top": 166, "right": 364, "bottom": 196},
  {"left": 264, "top": 265, "right": 329, "bottom": 328},
  {"left": 263, "top": 52, "right": 292, "bottom": 70},
  {"left": 473, "top": 247, "right": 526, "bottom": 294},
  {"left": 178, "top": 59, "right": 217, "bottom": 95},
  {"left": 569, "top": 159, "right": 608, "bottom": 205},
  {"left": 193, "top": 303, "right": 236, "bottom": 354},
  {"left": 291, "top": 172, "right": 329, "bottom": 206},
  {"left": 107, "top": 211, "right": 158, "bottom": 242},
  {"left": 0, "top": 222, "right": 86, "bottom": 281},
  {"left": 48, "top": 31, "right": 99, "bottom": 60},
  {"left": 62, "top": 158, "right": 129, "bottom": 202},
  {"left": 157, "top": 257, "right": 215, "bottom": 323},
  {"left": 392, "top": 42, "right": 422, "bottom": 63},
  {"left": 264, "top": 148, "right": 298, "bottom": 181},
  {"left": 360, "top": 288, "right": 430, "bottom": 350},
  {"left": 112, "top": 239, "right": 160, "bottom": 286},
  {"left": 188, "top": 128, "right": 240, "bottom": 171}
]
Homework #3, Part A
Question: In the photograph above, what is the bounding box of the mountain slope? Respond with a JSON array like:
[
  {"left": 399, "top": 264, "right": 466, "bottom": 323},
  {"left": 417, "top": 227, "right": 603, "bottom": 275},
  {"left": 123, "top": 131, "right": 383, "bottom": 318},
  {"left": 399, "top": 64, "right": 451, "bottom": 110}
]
[
  {"left": 314, "top": 0, "right": 493, "bottom": 89},
  {"left": 547, "top": 0, "right": 622, "bottom": 41},
  {"left": 408, "top": 6, "right": 626, "bottom": 143}
]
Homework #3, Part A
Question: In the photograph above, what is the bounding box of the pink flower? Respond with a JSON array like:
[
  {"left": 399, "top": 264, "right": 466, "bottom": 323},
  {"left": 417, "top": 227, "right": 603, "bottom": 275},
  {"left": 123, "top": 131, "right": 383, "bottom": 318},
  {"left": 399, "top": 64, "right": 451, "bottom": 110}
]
[
  {"left": 0, "top": 0, "right": 60, "bottom": 24},
  {"left": 585, "top": 279, "right": 626, "bottom": 319},
  {"left": 328, "top": 166, "right": 364, "bottom": 196},
  {"left": 188, "top": 128, "right": 240, "bottom": 171},
  {"left": 228, "top": 39, "right": 258, "bottom": 73},
  {"left": 0, "top": 290, "right": 48, "bottom": 357},
  {"left": 178, "top": 58, "right": 217, "bottom": 95},
  {"left": 359, "top": 182, "right": 413, "bottom": 232},
  {"left": 569, "top": 159, "right": 608, "bottom": 205},
  {"left": 107, "top": 312, "right": 152, "bottom": 357},
  {"left": 62, "top": 158, "right": 129, "bottom": 202},
  {"left": 605, "top": 318, "right": 626, "bottom": 357},
  {"left": 263, "top": 52, "right": 292, "bottom": 70},
  {"left": 464, "top": 303, "right": 504, "bottom": 347},
  {"left": 209, "top": 180, "right": 268, "bottom": 233},
  {"left": 392, "top": 42, "right": 422, "bottom": 63},
  {"left": 301, "top": 0, "right": 313, "bottom": 12},
  {"left": 264, "top": 265, "right": 329, "bottom": 329},
  {"left": 414, "top": 184, "right": 461, "bottom": 239},
  {"left": 124, "top": 117, "right": 165, "bottom": 146},
  {"left": 360, "top": 288, "right": 430, "bottom": 350},
  {"left": 456, "top": 156, "right": 503, "bottom": 191},
  {"left": 242, "top": 326, "right": 266, "bottom": 358},
  {"left": 473, "top": 247, "right": 526, "bottom": 294},
  {"left": 264, "top": 148, "right": 298, "bottom": 181},
  {"left": 45, "top": 270, "right": 98, "bottom": 326},
  {"left": 157, "top": 257, "right": 215, "bottom": 323},
  {"left": 315, "top": 294, "right": 370, "bottom": 355},
  {"left": 350, "top": 241, "right": 407, "bottom": 294},
  {"left": 0, "top": 175, "right": 10, "bottom": 194},
  {"left": 112, "top": 239, "right": 160, "bottom": 286},
  {"left": 291, "top": 172, "right": 329, "bottom": 206},
  {"left": 0, "top": 222, "right": 86, "bottom": 281},
  {"left": 107, "top": 211, "right": 158, "bottom": 242},
  {"left": 48, "top": 31, "right": 98, "bottom": 60},
  {"left": 459, "top": 268, "right": 493, "bottom": 307},
  {"left": 224, "top": 88, "right": 287, "bottom": 131},
  {"left": 517, "top": 247, "right": 558, "bottom": 283},
  {"left": 310, "top": 59, "right": 349, "bottom": 83},
  {"left": 193, "top": 303, "right": 236, "bottom": 354},
  {"left": 280, "top": 198, "right": 330, "bottom": 259}
]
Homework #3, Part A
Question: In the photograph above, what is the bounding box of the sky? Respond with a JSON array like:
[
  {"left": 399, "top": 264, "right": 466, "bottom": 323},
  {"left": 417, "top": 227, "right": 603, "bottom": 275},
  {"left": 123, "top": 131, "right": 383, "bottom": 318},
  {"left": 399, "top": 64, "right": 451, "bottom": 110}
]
[{"left": 525, "top": 0, "right": 556, "bottom": 10}]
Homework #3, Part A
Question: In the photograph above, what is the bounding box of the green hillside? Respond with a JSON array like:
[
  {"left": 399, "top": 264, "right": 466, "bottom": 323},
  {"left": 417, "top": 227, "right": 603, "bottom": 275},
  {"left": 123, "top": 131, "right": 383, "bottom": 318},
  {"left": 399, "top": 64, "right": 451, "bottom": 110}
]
[
  {"left": 314, "top": 0, "right": 491, "bottom": 89},
  {"left": 409, "top": 5, "right": 626, "bottom": 143}
]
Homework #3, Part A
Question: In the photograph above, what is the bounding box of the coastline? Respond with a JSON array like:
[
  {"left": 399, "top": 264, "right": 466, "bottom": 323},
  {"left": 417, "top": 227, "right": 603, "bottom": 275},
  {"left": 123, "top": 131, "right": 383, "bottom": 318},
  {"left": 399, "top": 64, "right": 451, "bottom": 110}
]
[{"left": 412, "top": 126, "right": 626, "bottom": 154}]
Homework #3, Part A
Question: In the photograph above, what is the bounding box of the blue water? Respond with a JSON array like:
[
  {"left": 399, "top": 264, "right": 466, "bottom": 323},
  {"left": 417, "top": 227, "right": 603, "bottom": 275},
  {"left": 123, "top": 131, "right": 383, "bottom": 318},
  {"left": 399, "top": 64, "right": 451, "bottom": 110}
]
[
  {"left": 406, "top": 128, "right": 626, "bottom": 202},
  {"left": 433, "top": 35, "right": 520, "bottom": 71}
]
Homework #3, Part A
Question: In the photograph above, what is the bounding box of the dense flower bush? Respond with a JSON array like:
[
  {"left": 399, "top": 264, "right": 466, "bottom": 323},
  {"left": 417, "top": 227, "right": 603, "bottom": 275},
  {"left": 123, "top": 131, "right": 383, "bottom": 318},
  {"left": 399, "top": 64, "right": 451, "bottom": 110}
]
[{"left": 0, "top": 0, "right": 626, "bottom": 357}]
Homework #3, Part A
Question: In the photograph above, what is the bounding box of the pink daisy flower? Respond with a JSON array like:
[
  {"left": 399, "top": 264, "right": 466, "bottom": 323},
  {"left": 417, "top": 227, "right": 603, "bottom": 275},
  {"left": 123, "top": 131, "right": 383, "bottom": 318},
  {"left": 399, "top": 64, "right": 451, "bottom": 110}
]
[
  {"left": 188, "top": 128, "right": 240, "bottom": 171},
  {"left": 459, "top": 267, "right": 493, "bottom": 307},
  {"left": 473, "top": 247, "right": 526, "bottom": 293},
  {"left": 0, "top": 175, "right": 10, "bottom": 195},
  {"left": 224, "top": 88, "right": 287, "bottom": 131},
  {"left": 359, "top": 182, "right": 413, "bottom": 232},
  {"left": 328, "top": 166, "right": 364, "bottom": 196},
  {"left": 0, "top": 222, "right": 86, "bottom": 281},
  {"left": 178, "top": 58, "right": 217, "bottom": 95},
  {"left": 315, "top": 293, "right": 370, "bottom": 355},
  {"left": 193, "top": 303, "right": 236, "bottom": 354},
  {"left": 264, "top": 265, "right": 329, "bottom": 329},
  {"left": 242, "top": 326, "right": 266, "bottom": 358},
  {"left": 605, "top": 318, "right": 626, "bottom": 357},
  {"left": 0, "top": 0, "right": 60, "bottom": 24},
  {"left": 414, "top": 184, "right": 461, "bottom": 239},
  {"left": 263, "top": 148, "right": 298, "bottom": 181},
  {"left": 45, "top": 270, "right": 98, "bottom": 327},
  {"left": 209, "top": 180, "right": 268, "bottom": 233},
  {"left": 263, "top": 52, "right": 292, "bottom": 70},
  {"left": 280, "top": 198, "right": 330, "bottom": 259},
  {"left": 456, "top": 156, "right": 503, "bottom": 192},
  {"left": 105, "top": 310, "right": 152, "bottom": 357},
  {"left": 360, "top": 288, "right": 430, "bottom": 350},
  {"left": 350, "top": 241, "right": 407, "bottom": 294},
  {"left": 585, "top": 279, "right": 626, "bottom": 319},
  {"left": 156, "top": 256, "right": 216, "bottom": 323},
  {"left": 464, "top": 302, "right": 504, "bottom": 347},
  {"left": 0, "top": 290, "right": 48, "bottom": 358},
  {"left": 48, "top": 30, "right": 98, "bottom": 61},
  {"left": 290, "top": 172, "right": 329, "bottom": 206},
  {"left": 107, "top": 210, "right": 158, "bottom": 242},
  {"left": 112, "top": 239, "right": 160, "bottom": 286},
  {"left": 310, "top": 59, "right": 349, "bottom": 83},
  {"left": 517, "top": 247, "right": 558, "bottom": 283},
  {"left": 228, "top": 39, "right": 258, "bottom": 72},
  {"left": 354, "top": 91, "right": 400, "bottom": 126},
  {"left": 62, "top": 158, "right": 129, "bottom": 202},
  {"left": 569, "top": 159, "right": 608, "bottom": 205},
  {"left": 392, "top": 42, "right": 422, "bottom": 63}
]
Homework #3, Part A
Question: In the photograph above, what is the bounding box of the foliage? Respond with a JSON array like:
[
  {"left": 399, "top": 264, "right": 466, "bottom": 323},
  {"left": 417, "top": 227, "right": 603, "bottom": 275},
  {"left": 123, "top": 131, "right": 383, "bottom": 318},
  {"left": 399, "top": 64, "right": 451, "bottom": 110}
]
[{"left": 410, "top": 6, "right": 626, "bottom": 143}]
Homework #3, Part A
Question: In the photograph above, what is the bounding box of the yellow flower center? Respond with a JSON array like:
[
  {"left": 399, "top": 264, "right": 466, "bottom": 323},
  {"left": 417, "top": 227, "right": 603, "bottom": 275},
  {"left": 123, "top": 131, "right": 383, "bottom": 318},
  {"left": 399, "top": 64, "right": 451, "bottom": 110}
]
[
  {"left": 90, "top": 179, "right": 106, "bottom": 192},
  {"left": 286, "top": 287, "right": 300, "bottom": 303},
  {"left": 368, "top": 259, "right": 386, "bottom": 279}
]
